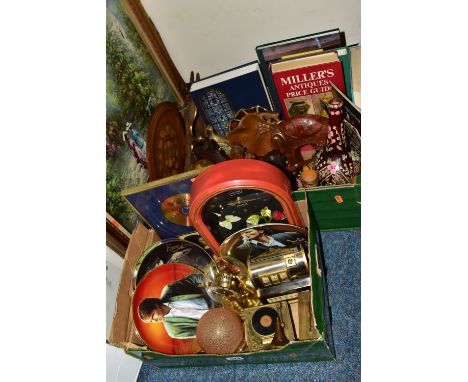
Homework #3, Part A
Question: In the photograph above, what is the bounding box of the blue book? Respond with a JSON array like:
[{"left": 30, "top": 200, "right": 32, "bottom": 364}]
[{"left": 189, "top": 62, "right": 272, "bottom": 136}]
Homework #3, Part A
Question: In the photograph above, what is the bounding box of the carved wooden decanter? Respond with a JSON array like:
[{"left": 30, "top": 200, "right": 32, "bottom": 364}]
[{"left": 316, "top": 98, "right": 355, "bottom": 186}]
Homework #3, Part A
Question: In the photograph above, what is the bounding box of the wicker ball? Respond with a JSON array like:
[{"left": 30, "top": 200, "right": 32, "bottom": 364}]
[{"left": 196, "top": 308, "right": 244, "bottom": 354}]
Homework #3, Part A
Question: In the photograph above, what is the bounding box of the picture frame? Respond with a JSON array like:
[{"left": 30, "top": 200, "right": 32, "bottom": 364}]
[
  {"left": 121, "top": 167, "right": 210, "bottom": 239},
  {"left": 106, "top": 212, "right": 131, "bottom": 258},
  {"left": 107, "top": 0, "right": 190, "bottom": 243},
  {"left": 121, "top": 0, "right": 188, "bottom": 105}
]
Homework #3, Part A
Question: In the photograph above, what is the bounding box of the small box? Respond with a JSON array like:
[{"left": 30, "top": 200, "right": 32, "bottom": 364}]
[{"left": 292, "top": 177, "right": 361, "bottom": 232}]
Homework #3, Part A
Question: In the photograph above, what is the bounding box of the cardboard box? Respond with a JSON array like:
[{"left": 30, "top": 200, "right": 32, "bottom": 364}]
[
  {"left": 108, "top": 198, "right": 337, "bottom": 367},
  {"left": 109, "top": 221, "right": 160, "bottom": 348}
]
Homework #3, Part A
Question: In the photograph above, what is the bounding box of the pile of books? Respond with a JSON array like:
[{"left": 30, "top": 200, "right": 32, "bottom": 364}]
[{"left": 189, "top": 28, "right": 360, "bottom": 135}]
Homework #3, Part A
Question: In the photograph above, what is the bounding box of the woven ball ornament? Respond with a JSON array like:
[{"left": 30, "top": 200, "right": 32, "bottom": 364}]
[{"left": 196, "top": 308, "right": 244, "bottom": 354}]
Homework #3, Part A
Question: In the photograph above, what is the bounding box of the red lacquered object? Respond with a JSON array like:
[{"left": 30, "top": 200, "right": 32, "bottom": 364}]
[{"left": 189, "top": 159, "right": 302, "bottom": 255}]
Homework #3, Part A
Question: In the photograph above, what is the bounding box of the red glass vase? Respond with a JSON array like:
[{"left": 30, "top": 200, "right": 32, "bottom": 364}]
[{"left": 316, "top": 98, "right": 355, "bottom": 185}]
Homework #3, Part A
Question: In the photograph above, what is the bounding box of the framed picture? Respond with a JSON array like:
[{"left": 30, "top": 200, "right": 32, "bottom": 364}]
[
  {"left": 121, "top": 0, "right": 187, "bottom": 105},
  {"left": 106, "top": 212, "right": 131, "bottom": 258},
  {"left": 106, "top": 0, "right": 188, "bottom": 236},
  {"left": 121, "top": 167, "right": 209, "bottom": 239}
]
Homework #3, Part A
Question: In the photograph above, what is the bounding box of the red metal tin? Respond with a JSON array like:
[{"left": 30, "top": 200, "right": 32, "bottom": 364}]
[{"left": 189, "top": 159, "right": 302, "bottom": 255}]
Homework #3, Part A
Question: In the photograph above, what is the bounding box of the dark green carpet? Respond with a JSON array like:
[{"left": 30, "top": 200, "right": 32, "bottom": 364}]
[{"left": 137, "top": 230, "right": 361, "bottom": 382}]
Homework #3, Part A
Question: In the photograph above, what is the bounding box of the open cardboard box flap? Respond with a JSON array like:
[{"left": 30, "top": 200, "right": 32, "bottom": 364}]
[{"left": 109, "top": 221, "right": 160, "bottom": 347}]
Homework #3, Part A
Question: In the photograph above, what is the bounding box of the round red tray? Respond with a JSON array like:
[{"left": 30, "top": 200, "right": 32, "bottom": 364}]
[{"left": 189, "top": 159, "right": 302, "bottom": 254}]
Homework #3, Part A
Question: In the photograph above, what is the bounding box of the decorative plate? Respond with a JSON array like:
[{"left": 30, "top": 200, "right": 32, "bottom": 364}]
[{"left": 147, "top": 102, "right": 187, "bottom": 181}]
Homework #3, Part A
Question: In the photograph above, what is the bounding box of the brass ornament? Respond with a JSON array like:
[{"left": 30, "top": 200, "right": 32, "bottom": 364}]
[
  {"left": 243, "top": 302, "right": 295, "bottom": 352},
  {"left": 203, "top": 256, "right": 261, "bottom": 315}
]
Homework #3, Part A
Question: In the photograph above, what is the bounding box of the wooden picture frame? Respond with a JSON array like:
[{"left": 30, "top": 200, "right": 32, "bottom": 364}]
[
  {"left": 121, "top": 0, "right": 188, "bottom": 106},
  {"left": 106, "top": 213, "right": 132, "bottom": 258},
  {"left": 107, "top": 0, "right": 191, "bottom": 252}
]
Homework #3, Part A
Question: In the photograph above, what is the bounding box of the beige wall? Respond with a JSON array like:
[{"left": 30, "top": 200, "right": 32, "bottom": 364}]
[{"left": 142, "top": 0, "right": 361, "bottom": 82}]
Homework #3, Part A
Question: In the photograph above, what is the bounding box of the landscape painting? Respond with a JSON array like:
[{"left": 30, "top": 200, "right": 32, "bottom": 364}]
[{"left": 106, "top": 0, "right": 177, "bottom": 232}]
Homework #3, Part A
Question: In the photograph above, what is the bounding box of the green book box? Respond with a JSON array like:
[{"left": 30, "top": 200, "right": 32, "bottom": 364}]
[{"left": 293, "top": 177, "right": 361, "bottom": 232}]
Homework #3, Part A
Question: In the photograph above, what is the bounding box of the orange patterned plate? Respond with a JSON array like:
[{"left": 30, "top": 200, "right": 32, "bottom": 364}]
[{"left": 133, "top": 263, "right": 202, "bottom": 355}]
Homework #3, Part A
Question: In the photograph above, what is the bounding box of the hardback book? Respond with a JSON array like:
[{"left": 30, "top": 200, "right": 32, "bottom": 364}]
[
  {"left": 271, "top": 51, "right": 339, "bottom": 73},
  {"left": 271, "top": 57, "right": 346, "bottom": 118},
  {"left": 256, "top": 28, "right": 344, "bottom": 62},
  {"left": 274, "top": 46, "right": 352, "bottom": 99},
  {"left": 349, "top": 45, "right": 361, "bottom": 108},
  {"left": 330, "top": 80, "right": 361, "bottom": 136},
  {"left": 256, "top": 29, "right": 351, "bottom": 116},
  {"left": 189, "top": 62, "right": 272, "bottom": 137}
]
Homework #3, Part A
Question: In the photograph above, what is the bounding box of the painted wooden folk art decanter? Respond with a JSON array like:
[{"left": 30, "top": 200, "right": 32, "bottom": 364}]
[{"left": 316, "top": 98, "right": 355, "bottom": 185}]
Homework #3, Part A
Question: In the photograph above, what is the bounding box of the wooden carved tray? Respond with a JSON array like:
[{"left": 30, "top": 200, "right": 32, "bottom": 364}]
[{"left": 147, "top": 102, "right": 186, "bottom": 181}]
